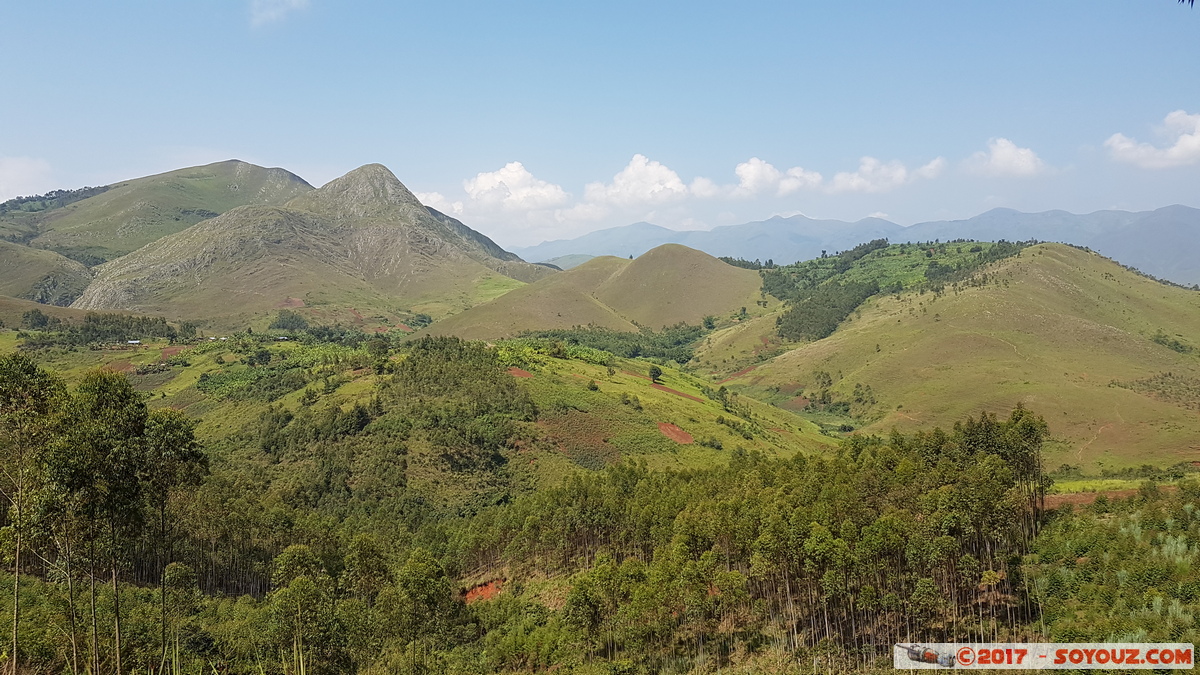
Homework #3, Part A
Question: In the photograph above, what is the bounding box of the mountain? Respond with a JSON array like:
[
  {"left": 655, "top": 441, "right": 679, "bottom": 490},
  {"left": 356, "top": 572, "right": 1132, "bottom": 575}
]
[
  {"left": 714, "top": 243, "right": 1200, "bottom": 468},
  {"left": 426, "top": 244, "right": 764, "bottom": 339},
  {"left": 512, "top": 206, "right": 1200, "bottom": 286},
  {"left": 0, "top": 160, "right": 314, "bottom": 265},
  {"left": 540, "top": 254, "right": 595, "bottom": 270},
  {"left": 512, "top": 216, "right": 903, "bottom": 266},
  {"left": 0, "top": 240, "right": 92, "bottom": 306},
  {"left": 902, "top": 205, "right": 1200, "bottom": 285},
  {"left": 72, "top": 164, "right": 553, "bottom": 326}
]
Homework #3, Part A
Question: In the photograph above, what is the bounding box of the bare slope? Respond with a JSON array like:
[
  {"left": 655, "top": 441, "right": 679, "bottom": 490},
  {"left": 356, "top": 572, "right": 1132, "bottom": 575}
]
[
  {"left": 723, "top": 244, "right": 1200, "bottom": 468},
  {"left": 427, "top": 244, "right": 763, "bottom": 339},
  {"left": 14, "top": 160, "right": 313, "bottom": 263},
  {"left": 73, "top": 164, "right": 553, "bottom": 326},
  {"left": 0, "top": 240, "right": 93, "bottom": 306},
  {"left": 425, "top": 256, "right": 639, "bottom": 339}
]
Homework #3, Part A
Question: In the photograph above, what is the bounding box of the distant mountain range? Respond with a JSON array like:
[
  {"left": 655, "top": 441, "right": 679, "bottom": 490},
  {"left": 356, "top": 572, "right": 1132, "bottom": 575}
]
[{"left": 512, "top": 206, "right": 1200, "bottom": 286}]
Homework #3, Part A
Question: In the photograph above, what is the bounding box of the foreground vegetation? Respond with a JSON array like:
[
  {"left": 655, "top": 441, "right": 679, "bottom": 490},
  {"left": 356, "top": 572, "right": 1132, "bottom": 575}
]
[{"left": 4, "top": 325, "right": 1183, "bottom": 674}]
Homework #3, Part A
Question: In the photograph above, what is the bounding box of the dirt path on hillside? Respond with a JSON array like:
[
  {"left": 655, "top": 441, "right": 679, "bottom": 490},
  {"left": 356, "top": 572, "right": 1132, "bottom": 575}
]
[
  {"left": 657, "top": 423, "right": 694, "bottom": 444},
  {"left": 716, "top": 365, "right": 757, "bottom": 384},
  {"left": 651, "top": 383, "right": 706, "bottom": 403}
]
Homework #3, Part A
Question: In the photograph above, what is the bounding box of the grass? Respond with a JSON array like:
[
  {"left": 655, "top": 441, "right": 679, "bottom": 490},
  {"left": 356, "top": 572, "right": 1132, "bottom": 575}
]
[
  {"left": 4, "top": 160, "right": 312, "bottom": 263},
  {"left": 712, "top": 244, "right": 1200, "bottom": 471},
  {"left": 428, "top": 246, "right": 770, "bottom": 340}
]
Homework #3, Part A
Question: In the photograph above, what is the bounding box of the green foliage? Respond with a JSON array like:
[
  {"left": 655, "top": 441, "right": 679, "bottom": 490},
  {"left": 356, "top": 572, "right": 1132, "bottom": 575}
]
[
  {"left": 717, "top": 256, "right": 777, "bottom": 270},
  {"left": 270, "top": 309, "right": 310, "bottom": 331},
  {"left": 1027, "top": 480, "right": 1200, "bottom": 644},
  {"left": 1152, "top": 329, "right": 1194, "bottom": 354},
  {"left": 19, "top": 311, "right": 182, "bottom": 348},
  {"left": 776, "top": 280, "right": 879, "bottom": 341},
  {"left": 0, "top": 185, "right": 111, "bottom": 217},
  {"left": 521, "top": 324, "right": 706, "bottom": 363}
]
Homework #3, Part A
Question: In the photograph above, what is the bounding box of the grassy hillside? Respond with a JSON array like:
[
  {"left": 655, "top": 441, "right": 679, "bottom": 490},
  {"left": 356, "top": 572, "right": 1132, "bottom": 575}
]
[
  {"left": 427, "top": 245, "right": 772, "bottom": 339},
  {"left": 7, "top": 329, "right": 831, "bottom": 512},
  {"left": 72, "top": 165, "right": 551, "bottom": 329},
  {"left": 0, "top": 240, "right": 92, "bottom": 305},
  {"left": 719, "top": 243, "right": 1200, "bottom": 469},
  {"left": 3, "top": 160, "right": 313, "bottom": 264},
  {"left": 0, "top": 295, "right": 93, "bottom": 329}
]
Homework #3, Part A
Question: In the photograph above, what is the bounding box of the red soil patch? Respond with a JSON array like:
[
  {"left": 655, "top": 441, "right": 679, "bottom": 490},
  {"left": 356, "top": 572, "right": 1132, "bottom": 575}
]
[
  {"left": 1045, "top": 485, "right": 1178, "bottom": 509},
  {"left": 160, "top": 346, "right": 188, "bottom": 359},
  {"left": 276, "top": 297, "right": 305, "bottom": 308},
  {"left": 374, "top": 327, "right": 388, "bottom": 333},
  {"left": 780, "top": 396, "right": 810, "bottom": 412},
  {"left": 651, "top": 383, "right": 705, "bottom": 403},
  {"left": 395, "top": 323, "right": 413, "bottom": 332},
  {"left": 716, "top": 365, "right": 757, "bottom": 384},
  {"left": 657, "top": 423, "right": 693, "bottom": 444},
  {"left": 349, "top": 308, "right": 365, "bottom": 325},
  {"left": 107, "top": 360, "right": 134, "bottom": 373},
  {"left": 508, "top": 367, "right": 533, "bottom": 378},
  {"left": 464, "top": 579, "right": 503, "bottom": 604},
  {"left": 621, "top": 370, "right": 652, "bottom": 381}
]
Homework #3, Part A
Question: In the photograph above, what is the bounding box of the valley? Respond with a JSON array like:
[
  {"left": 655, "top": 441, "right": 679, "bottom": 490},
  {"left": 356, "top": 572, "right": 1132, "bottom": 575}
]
[{"left": 0, "top": 160, "right": 1198, "bottom": 674}]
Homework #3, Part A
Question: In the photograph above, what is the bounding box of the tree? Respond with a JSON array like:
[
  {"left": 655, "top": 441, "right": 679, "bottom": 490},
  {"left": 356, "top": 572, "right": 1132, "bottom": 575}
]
[
  {"left": 0, "top": 353, "right": 64, "bottom": 675},
  {"left": 143, "top": 409, "right": 206, "bottom": 665},
  {"left": 648, "top": 365, "right": 662, "bottom": 383},
  {"left": 48, "top": 370, "right": 149, "bottom": 675}
]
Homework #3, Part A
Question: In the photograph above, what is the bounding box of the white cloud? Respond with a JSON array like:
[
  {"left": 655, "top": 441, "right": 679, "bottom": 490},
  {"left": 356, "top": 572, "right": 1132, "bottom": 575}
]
[
  {"left": 463, "top": 161, "right": 569, "bottom": 211},
  {"left": 724, "top": 157, "right": 823, "bottom": 198},
  {"left": 780, "top": 166, "right": 824, "bottom": 194},
  {"left": 1105, "top": 110, "right": 1200, "bottom": 169},
  {"left": 964, "top": 138, "right": 1046, "bottom": 177},
  {"left": 250, "top": 0, "right": 308, "bottom": 26},
  {"left": 732, "top": 157, "right": 782, "bottom": 197},
  {"left": 915, "top": 157, "right": 946, "bottom": 180},
  {"left": 415, "top": 191, "right": 463, "bottom": 216},
  {"left": 827, "top": 156, "right": 942, "bottom": 193},
  {"left": 688, "top": 176, "right": 721, "bottom": 199},
  {"left": 0, "top": 157, "right": 54, "bottom": 202},
  {"left": 582, "top": 154, "right": 688, "bottom": 207}
]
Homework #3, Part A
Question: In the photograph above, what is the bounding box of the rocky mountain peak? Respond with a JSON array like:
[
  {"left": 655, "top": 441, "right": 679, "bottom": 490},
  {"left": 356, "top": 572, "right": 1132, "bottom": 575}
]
[{"left": 287, "top": 163, "right": 425, "bottom": 221}]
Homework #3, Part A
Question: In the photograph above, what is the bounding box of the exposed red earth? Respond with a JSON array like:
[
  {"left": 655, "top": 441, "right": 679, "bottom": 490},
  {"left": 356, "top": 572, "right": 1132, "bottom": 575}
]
[
  {"left": 508, "top": 367, "right": 533, "bottom": 378},
  {"left": 464, "top": 579, "right": 503, "bottom": 604},
  {"left": 657, "top": 422, "right": 694, "bottom": 444}
]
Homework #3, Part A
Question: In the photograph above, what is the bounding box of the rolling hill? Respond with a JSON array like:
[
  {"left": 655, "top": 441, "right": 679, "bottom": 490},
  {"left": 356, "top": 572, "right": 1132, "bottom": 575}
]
[
  {"left": 1, "top": 160, "right": 314, "bottom": 264},
  {"left": 714, "top": 243, "right": 1200, "bottom": 469},
  {"left": 425, "top": 244, "right": 768, "bottom": 339},
  {"left": 72, "top": 164, "right": 554, "bottom": 327},
  {"left": 0, "top": 240, "right": 92, "bottom": 305}
]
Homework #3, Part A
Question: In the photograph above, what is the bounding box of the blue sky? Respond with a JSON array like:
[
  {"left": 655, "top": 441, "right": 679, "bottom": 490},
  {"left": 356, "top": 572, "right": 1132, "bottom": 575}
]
[{"left": 2, "top": 1, "right": 1199, "bottom": 247}]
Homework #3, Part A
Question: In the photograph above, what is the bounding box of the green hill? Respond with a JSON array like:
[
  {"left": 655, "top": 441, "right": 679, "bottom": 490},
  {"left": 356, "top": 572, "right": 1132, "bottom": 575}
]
[
  {"left": 427, "top": 244, "right": 768, "bottom": 339},
  {"left": 71, "top": 164, "right": 553, "bottom": 328},
  {"left": 0, "top": 240, "right": 92, "bottom": 305},
  {"left": 716, "top": 243, "right": 1200, "bottom": 469},
  {"left": 1, "top": 160, "right": 313, "bottom": 264}
]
